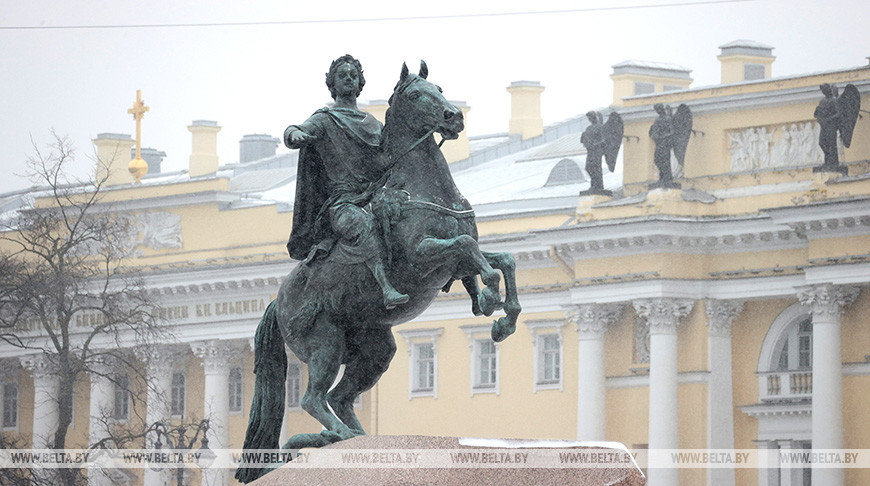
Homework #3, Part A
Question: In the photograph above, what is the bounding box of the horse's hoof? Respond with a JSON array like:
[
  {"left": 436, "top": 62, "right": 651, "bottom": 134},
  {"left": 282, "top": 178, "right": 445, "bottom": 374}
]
[
  {"left": 491, "top": 317, "right": 516, "bottom": 342},
  {"left": 478, "top": 287, "right": 500, "bottom": 316}
]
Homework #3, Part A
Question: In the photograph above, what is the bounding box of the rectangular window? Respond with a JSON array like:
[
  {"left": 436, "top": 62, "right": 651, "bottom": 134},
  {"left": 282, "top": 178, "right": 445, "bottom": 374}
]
[
  {"left": 662, "top": 84, "right": 683, "bottom": 92},
  {"left": 476, "top": 340, "right": 497, "bottom": 389},
  {"left": 171, "top": 372, "right": 185, "bottom": 418},
  {"left": 3, "top": 382, "right": 19, "bottom": 428},
  {"left": 286, "top": 363, "right": 301, "bottom": 409},
  {"left": 113, "top": 374, "right": 130, "bottom": 421},
  {"left": 526, "top": 321, "right": 566, "bottom": 392},
  {"left": 633, "top": 81, "right": 655, "bottom": 95},
  {"left": 228, "top": 367, "right": 244, "bottom": 413},
  {"left": 413, "top": 343, "right": 435, "bottom": 392},
  {"left": 399, "top": 328, "right": 443, "bottom": 400},
  {"left": 538, "top": 334, "right": 561, "bottom": 384}
]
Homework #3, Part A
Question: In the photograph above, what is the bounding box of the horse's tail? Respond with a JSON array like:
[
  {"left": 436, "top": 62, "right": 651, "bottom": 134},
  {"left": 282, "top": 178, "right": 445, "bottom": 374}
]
[{"left": 235, "top": 300, "right": 287, "bottom": 484}]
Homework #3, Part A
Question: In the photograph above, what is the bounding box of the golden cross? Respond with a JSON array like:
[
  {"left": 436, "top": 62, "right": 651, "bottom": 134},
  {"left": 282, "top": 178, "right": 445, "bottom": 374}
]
[
  {"left": 128, "top": 89, "right": 150, "bottom": 159},
  {"left": 127, "top": 90, "right": 150, "bottom": 182}
]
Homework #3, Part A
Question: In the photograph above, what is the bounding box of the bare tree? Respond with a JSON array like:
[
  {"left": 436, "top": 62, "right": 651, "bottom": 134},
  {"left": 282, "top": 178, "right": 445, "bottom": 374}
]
[{"left": 0, "top": 132, "right": 171, "bottom": 485}]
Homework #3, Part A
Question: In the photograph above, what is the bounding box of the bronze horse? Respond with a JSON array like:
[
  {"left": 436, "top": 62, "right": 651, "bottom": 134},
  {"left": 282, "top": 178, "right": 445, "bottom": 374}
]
[{"left": 237, "top": 62, "right": 521, "bottom": 483}]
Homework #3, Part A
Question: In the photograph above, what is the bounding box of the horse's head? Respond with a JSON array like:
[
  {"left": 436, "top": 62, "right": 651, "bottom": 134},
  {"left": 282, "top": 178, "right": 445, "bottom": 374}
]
[{"left": 387, "top": 61, "right": 464, "bottom": 140}]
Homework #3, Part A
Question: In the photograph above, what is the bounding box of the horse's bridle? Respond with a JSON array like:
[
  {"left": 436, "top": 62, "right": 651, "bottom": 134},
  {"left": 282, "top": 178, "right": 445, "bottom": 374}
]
[
  {"left": 385, "top": 77, "right": 450, "bottom": 170},
  {"left": 379, "top": 76, "right": 471, "bottom": 219}
]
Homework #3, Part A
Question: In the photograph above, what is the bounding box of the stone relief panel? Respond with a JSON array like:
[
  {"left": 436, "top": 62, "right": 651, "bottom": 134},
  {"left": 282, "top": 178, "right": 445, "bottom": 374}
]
[
  {"left": 727, "top": 121, "right": 843, "bottom": 172},
  {"left": 120, "top": 211, "right": 183, "bottom": 256}
]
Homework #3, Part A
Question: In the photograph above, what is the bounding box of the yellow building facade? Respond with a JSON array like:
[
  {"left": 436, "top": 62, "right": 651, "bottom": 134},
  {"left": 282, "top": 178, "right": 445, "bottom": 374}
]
[{"left": 2, "top": 41, "right": 869, "bottom": 486}]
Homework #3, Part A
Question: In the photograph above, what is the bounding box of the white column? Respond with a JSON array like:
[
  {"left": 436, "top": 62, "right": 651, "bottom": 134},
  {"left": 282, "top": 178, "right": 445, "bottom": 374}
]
[
  {"left": 634, "top": 298, "right": 694, "bottom": 486},
  {"left": 777, "top": 440, "right": 805, "bottom": 486},
  {"left": 704, "top": 299, "right": 742, "bottom": 486},
  {"left": 797, "top": 284, "right": 858, "bottom": 486},
  {"left": 567, "top": 303, "right": 623, "bottom": 441},
  {"left": 193, "top": 340, "right": 246, "bottom": 486},
  {"left": 142, "top": 345, "right": 187, "bottom": 486},
  {"left": 87, "top": 358, "right": 116, "bottom": 486},
  {"left": 19, "top": 355, "right": 59, "bottom": 449},
  {"left": 754, "top": 440, "right": 780, "bottom": 486}
]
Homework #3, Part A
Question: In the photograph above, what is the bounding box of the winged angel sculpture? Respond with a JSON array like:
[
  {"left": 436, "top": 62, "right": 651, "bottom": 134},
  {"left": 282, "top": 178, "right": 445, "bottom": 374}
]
[
  {"left": 649, "top": 103, "right": 693, "bottom": 188},
  {"left": 814, "top": 83, "right": 862, "bottom": 174},
  {"left": 580, "top": 111, "right": 623, "bottom": 196}
]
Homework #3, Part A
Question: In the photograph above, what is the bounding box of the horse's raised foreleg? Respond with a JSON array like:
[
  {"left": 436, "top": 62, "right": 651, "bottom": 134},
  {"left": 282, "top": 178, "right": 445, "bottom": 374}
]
[
  {"left": 301, "top": 314, "right": 354, "bottom": 441},
  {"left": 327, "top": 327, "right": 397, "bottom": 432},
  {"left": 417, "top": 235, "right": 502, "bottom": 315},
  {"left": 482, "top": 251, "right": 521, "bottom": 342}
]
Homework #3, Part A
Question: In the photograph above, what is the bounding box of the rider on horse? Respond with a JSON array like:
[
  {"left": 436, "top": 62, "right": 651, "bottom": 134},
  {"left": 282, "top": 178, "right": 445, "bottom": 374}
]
[{"left": 284, "top": 54, "right": 409, "bottom": 309}]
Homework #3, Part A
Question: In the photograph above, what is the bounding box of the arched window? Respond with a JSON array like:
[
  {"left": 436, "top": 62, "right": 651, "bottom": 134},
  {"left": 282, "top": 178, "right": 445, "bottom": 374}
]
[
  {"left": 544, "top": 159, "right": 585, "bottom": 187},
  {"left": 757, "top": 303, "right": 813, "bottom": 401},
  {"left": 774, "top": 317, "right": 812, "bottom": 371}
]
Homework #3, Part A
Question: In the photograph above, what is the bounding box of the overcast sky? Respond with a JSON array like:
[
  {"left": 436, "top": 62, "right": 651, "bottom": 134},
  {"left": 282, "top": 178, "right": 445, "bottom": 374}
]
[{"left": 1, "top": 0, "right": 868, "bottom": 194}]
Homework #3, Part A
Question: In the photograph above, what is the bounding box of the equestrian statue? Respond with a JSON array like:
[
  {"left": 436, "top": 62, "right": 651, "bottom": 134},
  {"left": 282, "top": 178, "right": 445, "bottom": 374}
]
[{"left": 236, "top": 56, "right": 521, "bottom": 483}]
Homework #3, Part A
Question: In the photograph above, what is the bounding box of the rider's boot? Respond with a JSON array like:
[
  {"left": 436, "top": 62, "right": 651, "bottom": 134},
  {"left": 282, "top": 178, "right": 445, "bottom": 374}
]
[{"left": 368, "top": 258, "right": 409, "bottom": 309}]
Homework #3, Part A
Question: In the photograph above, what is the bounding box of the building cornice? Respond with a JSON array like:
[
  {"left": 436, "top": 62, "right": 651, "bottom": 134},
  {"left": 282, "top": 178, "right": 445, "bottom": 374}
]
[
  {"left": 142, "top": 260, "right": 295, "bottom": 295},
  {"left": 739, "top": 401, "right": 812, "bottom": 418},
  {"left": 481, "top": 213, "right": 805, "bottom": 266},
  {"left": 763, "top": 196, "right": 870, "bottom": 240},
  {"left": 619, "top": 68, "right": 870, "bottom": 118}
]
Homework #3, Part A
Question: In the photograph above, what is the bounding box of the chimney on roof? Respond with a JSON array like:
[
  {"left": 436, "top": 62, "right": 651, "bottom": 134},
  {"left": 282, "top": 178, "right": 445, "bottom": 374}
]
[
  {"left": 188, "top": 120, "right": 221, "bottom": 177},
  {"left": 507, "top": 81, "right": 545, "bottom": 140},
  {"left": 130, "top": 147, "right": 166, "bottom": 174},
  {"left": 93, "top": 133, "right": 135, "bottom": 186},
  {"left": 718, "top": 40, "right": 775, "bottom": 84},
  {"left": 610, "top": 61, "right": 693, "bottom": 106},
  {"left": 239, "top": 134, "right": 279, "bottom": 164}
]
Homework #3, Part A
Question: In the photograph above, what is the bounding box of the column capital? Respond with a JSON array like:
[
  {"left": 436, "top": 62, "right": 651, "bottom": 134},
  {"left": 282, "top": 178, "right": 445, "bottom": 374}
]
[
  {"left": 796, "top": 284, "right": 859, "bottom": 321},
  {"left": 704, "top": 299, "right": 744, "bottom": 338},
  {"left": 633, "top": 298, "right": 694, "bottom": 335},
  {"left": 20, "top": 354, "right": 57, "bottom": 380},
  {"left": 565, "top": 303, "right": 624, "bottom": 339},
  {"left": 138, "top": 344, "right": 189, "bottom": 377},
  {"left": 85, "top": 356, "right": 122, "bottom": 391},
  {"left": 191, "top": 340, "right": 247, "bottom": 374}
]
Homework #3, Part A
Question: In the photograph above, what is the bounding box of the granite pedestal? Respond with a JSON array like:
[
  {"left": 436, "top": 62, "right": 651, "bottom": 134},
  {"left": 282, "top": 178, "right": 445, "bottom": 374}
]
[{"left": 250, "top": 435, "right": 644, "bottom": 486}]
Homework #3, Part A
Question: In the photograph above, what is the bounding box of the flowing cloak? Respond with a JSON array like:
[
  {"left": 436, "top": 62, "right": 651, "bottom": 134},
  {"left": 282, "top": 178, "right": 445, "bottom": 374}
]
[{"left": 284, "top": 107, "right": 385, "bottom": 261}]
